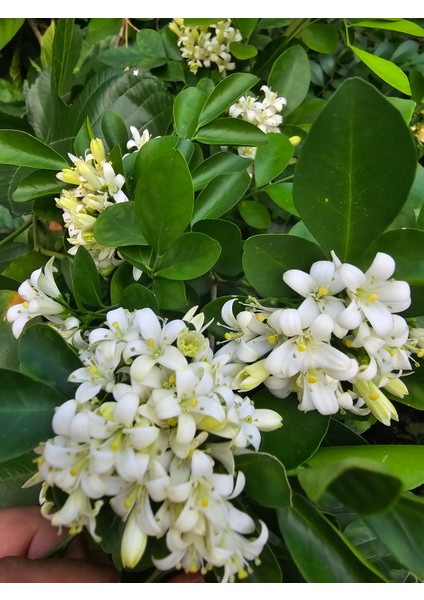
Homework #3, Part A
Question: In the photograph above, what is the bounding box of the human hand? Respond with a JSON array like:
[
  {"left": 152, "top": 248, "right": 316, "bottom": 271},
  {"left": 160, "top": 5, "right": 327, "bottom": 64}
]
[{"left": 0, "top": 506, "right": 203, "bottom": 583}]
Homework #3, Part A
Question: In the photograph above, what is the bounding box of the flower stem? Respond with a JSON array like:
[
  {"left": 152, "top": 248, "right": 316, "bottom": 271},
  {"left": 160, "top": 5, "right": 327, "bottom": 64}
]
[{"left": 0, "top": 218, "right": 31, "bottom": 248}]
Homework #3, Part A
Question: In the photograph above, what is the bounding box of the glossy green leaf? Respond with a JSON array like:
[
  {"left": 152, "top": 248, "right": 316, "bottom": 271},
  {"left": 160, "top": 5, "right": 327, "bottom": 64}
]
[
  {"left": 12, "top": 170, "right": 68, "bottom": 203},
  {"left": 306, "top": 445, "right": 424, "bottom": 492},
  {"left": 101, "top": 111, "right": 129, "bottom": 153},
  {"left": 0, "top": 130, "right": 67, "bottom": 170},
  {"left": 19, "top": 324, "right": 81, "bottom": 398},
  {"left": 387, "top": 98, "right": 416, "bottom": 124},
  {"left": 293, "top": 78, "right": 416, "bottom": 261},
  {"left": 0, "top": 369, "right": 65, "bottom": 463},
  {"left": 0, "top": 19, "right": 24, "bottom": 51},
  {"left": 0, "top": 290, "right": 20, "bottom": 371},
  {"left": 120, "top": 284, "right": 159, "bottom": 313},
  {"left": 152, "top": 278, "right": 186, "bottom": 310},
  {"left": 301, "top": 23, "right": 339, "bottom": 54},
  {"left": 254, "top": 132, "right": 293, "bottom": 188},
  {"left": 269, "top": 46, "right": 311, "bottom": 115},
  {"left": 133, "top": 135, "right": 178, "bottom": 189},
  {"left": 233, "top": 18, "right": 258, "bottom": 41},
  {"left": 155, "top": 232, "right": 221, "bottom": 280},
  {"left": 33, "top": 197, "right": 63, "bottom": 222},
  {"left": 0, "top": 453, "right": 40, "bottom": 508},
  {"left": 135, "top": 28, "right": 167, "bottom": 69},
  {"left": 173, "top": 87, "right": 207, "bottom": 139},
  {"left": 364, "top": 494, "right": 424, "bottom": 578},
  {"left": 253, "top": 389, "right": 329, "bottom": 470},
  {"left": 52, "top": 19, "right": 83, "bottom": 100},
  {"left": 118, "top": 246, "right": 151, "bottom": 272},
  {"left": 238, "top": 201, "right": 270, "bottom": 229},
  {"left": 191, "top": 151, "right": 251, "bottom": 191},
  {"left": 39, "top": 19, "right": 55, "bottom": 68},
  {"left": 194, "top": 118, "right": 269, "bottom": 146},
  {"left": 72, "top": 246, "right": 102, "bottom": 307},
  {"left": 97, "top": 46, "right": 145, "bottom": 69},
  {"left": 266, "top": 183, "right": 299, "bottom": 217},
  {"left": 278, "top": 494, "right": 386, "bottom": 582},
  {"left": 193, "top": 219, "right": 243, "bottom": 277},
  {"left": 135, "top": 149, "right": 193, "bottom": 254},
  {"left": 243, "top": 234, "right": 324, "bottom": 297},
  {"left": 350, "top": 45, "right": 411, "bottom": 95},
  {"left": 198, "top": 73, "right": 259, "bottom": 127},
  {"left": 93, "top": 202, "right": 147, "bottom": 247},
  {"left": 2, "top": 251, "right": 47, "bottom": 281},
  {"left": 192, "top": 171, "right": 251, "bottom": 224},
  {"left": 229, "top": 42, "right": 258, "bottom": 60},
  {"left": 109, "top": 263, "right": 134, "bottom": 305},
  {"left": 235, "top": 452, "right": 291, "bottom": 508},
  {"left": 352, "top": 19, "right": 424, "bottom": 36},
  {"left": 74, "top": 116, "right": 93, "bottom": 157}
]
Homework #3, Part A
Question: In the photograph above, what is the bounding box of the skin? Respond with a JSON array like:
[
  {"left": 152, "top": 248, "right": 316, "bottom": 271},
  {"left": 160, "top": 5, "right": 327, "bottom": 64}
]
[{"left": 0, "top": 507, "right": 203, "bottom": 583}]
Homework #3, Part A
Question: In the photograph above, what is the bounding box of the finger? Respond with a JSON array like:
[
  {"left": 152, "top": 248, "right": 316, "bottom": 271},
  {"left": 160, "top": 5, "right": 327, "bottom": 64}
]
[{"left": 0, "top": 556, "right": 119, "bottom": 583}]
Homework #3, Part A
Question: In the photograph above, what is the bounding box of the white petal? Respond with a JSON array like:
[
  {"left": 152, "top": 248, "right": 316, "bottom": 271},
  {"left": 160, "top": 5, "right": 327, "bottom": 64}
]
[
  {"left": 282, "top": 270, "right": 315, "bottom": 296},
  {"left": 365, "top": 252, "right": 395, "bottom": 281}
]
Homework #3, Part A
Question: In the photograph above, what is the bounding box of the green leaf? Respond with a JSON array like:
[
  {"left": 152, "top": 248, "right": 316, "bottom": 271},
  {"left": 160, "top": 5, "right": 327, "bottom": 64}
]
[
  {"left": 301, "top": 23, "right": 339, "bottom": 54},
  {"left": 239, "top": 544, "right": 282, "bottom": 583},
  {"left": 0, "top": 130, "right": 67, "bottom": 170},
  {"left": 19, "top": 324, "right": 81, "bottom": 398},
  {"left": 94, "top": 202, "right": 147, "bottom": 247},
  {"left": 118, "top": 246, "right": 151, "bottom": 272},
  {"left": 228, "top": 42, "right": 258, "bottom": 60},
  {"left": 97, "top": 46, "right": 145, "bottom": 69},
  {"left": 387, "top": 98, "right": 416, "bottom": 124},
  {"left": 253, "top": 389, "right": 329, "bottom": 470},
  {"left": 243, "top": 234, "right": 324, "bottom": 297},
  {"left": 192, "top": 171, "right": 251, "bottom": 224},
  {"left": 233, "top": 18, "right": 258, "bottom": 41},
  {"left": 306, "top": 445, "right": 424, "bottom": 492},
  {"left": 152, "top": 278, "right": 186, "bottom": 310},
  {"left": 194, "top": 118, "right": 269, "bottom": 146},
  {"left": 191, "top": 151, "right": 251, "bottom": 191},
  {"left": 40, "top": 20, "right": 55, "bottom": 69},
  {"left": 135, "top": 149, "right": 193, "bottom": 254},
  {"left": 266, "top": 182, "right": 299, "bottom": 217},
  {"left": 0, "top": 369, "right": 65, "bottom": 463},
  {"left": 269, "top": 46, "right": 311, "bottom": 115},
  {"left": 2, "top": 251, "right": 47, "bottom": 281},
  {"left": 155, "top": 232, "right": 221, "bottom": 280},
  {"left": 352, "top": 19, "right": 424, "bottom": 37},
  {"left": 235, "top": 452, "right": 291, "bottom": 508},
  {"left": 254, "top": 132, "right": 293, "bottom": 188},
  {"left": 0, "top": 18, "right": 24, "bottom": 51},
  {"left": 74, "top": 116, "right": 93, "bottom": 156},
  {"left": 0, "top": 453, "right": 40, "bottom": 508},
  {"left": 120, "top": 283, "right": 159, "bottom": 313},
  {"left": 135, "top": 28, "right": 167, "bottom": 69},
  {"left": 173, "top": 87, "right": 207, "bottom": 139},
  {"left": 133, "top": 135, "right": 178, "bottom": 188},
  {"left": 72, "top": 246, "right": 102, "bottom": 307},
  {"left": 193, "top": 219, "right": 243, "bottom": 277},
  {"left": 293, "top": 78, "right": 417, "bottom": 261},
  {"left": 52, "top": 19, "right": 83, "bottom": 100},
  {"left": 198, "top": 73, "right": 259, "bottom": 127},
  {"left": 12, "top": 170, "right": 68, "bottom": 203},
  {"left": 101, "top": 111, "right": 129, "bottom": 153},
  {"left": 0, "top": 290, "right": 20, "bottom": 371},
  {"left": 238, "top": 201, "right": 270, "bottom": 229},
  {"left": 364, "top": 494, "right": 424, "bottom": 578},
  {"left": 277, "top": 494, "right": 386, "bottom": 582},
  {"left": 350, "top": 45, "right": 411, "bottom": 95}
]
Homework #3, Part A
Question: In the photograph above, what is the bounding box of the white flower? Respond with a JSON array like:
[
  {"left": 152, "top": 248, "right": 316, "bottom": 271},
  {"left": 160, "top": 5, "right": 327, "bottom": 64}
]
[
  {"left": 126, "top": 127, "right": 151, "bottom": 152},
  {"left": 353, "top": 379, "right": 399, "bottom": 426}
]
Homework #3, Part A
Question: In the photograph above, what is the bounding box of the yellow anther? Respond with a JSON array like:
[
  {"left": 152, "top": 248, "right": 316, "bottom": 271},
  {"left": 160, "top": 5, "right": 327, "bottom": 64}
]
[
  {"left": 369, "top": 392, "right": 380, "bottom": 401},
  {"left": 190, "top": 398, "right": 198, "bottom": 408},
  {"left": 124, "top": 497, "right": 132, "bottom": 510},
  {"left": 35, "top": 457, "right": 44, "bottom": 465},
  {"left": 246, "top": 415, "right": 253, "bottom": 423},
  {"left": 22, "top": 301, "right": 29, "bottom": 308},
  {"left": 189, "top": 563, "right": 198, "bottom": 574},
  {"left": 224, "top": 332, "right": 233, "bottom": 340},
  {"left": 168, "top": 373, "right": 175, "bottom": 385},
  {"left": 345, "top": 339, "right": 353, "bottom": 348},
  {"left": 238, "top": 569, "right": 249, "bottom": 580},
  {"left": 88, "top": 365, "right": 97, "bottom": 374},
  {"left": 293, "top": 385, "right": 301, "bottom": 393},
  {"left": 147, "top": 338, "right": 155, "bottom": 348},
  {"left": 256, "top": 314, "right": 266, "bottom": 322},
  {"left": 201, "top": 498, "right": 209, "bottom": 508},
  {"left": 308, "top": 374, "right": 318, "bottom": 384},
  {"left": 368, "top": 293, "right": 378, "bottom": 303},
  {"left": 297, "top": 342, "right": 307, "bottom": 352},
  {"left": 167, "top": 418, "right": 178, "bottom": 427},
  {"left": 112, "top": 321, "right": 120, "bottom": 329},
  {"left": 69, "top": 526, "right": 79, "bottom": 536},
  {"left": 267, "top": 335, "right": 277, "bottom": 344},
  {"left": 318, "top": 287, "right": 329, "bottom": 297},
  {"left": 417, "top": 349, "right": 424, "bottom": 358},
  {"left": 70, "top": 468, "right": 78, "bottom": 477}
]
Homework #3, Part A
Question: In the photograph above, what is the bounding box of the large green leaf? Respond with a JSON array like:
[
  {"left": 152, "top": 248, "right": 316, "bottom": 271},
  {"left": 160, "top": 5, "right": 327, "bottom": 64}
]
[
  {"left": 293, "top": 78, "right": 417, "bottom": 261},
  {"left": 253, "top": 389, "right": 329, "bottom": 470},
  {"left": 120, "top": 284, "right": 159, "bottom": 313},
  {"left": 192, "top": 171, "right": 251, "bottom": 224},
  {"left": 18, "top": 324, "right": 81, "bottom": 398},
  {"left": 101, "top": 111, "right": 129, "bottom": 153},
  {"left": 254, "top": 132, "right": 293, "bottom": 188},
  {"left": 52, "top": 19, "right": 83, "bottom": 101},
  {"left": 72, "top": 246, "right": 102, "bottom": 307},
  {"left": 306, "top": 445, "right": 424, "bottom": 492},
  {"left": 12, "top": 170, "right": 68, "bottom": 203},
  {"left": 235, "top": 452, "right": 291, "bottom": 508},
  {"left": 154, "top": 232, "right": 221, "bottom": 280},
  {"left": 173, "top": 87, "right": 207, "bottom": 139},
  {"left": 0, "top": 130, "right": 67, "bottom": 170},
  {"left": 278, "top": 494, "right": 386, "bottom": 582},
  {"left": 198, "top": 73, "right": 259, "bottom": 127},
  {"left": 243, "top": 234, "right": 324, "bottom": 297},
  {"left": 350, "top": 45, "right": 411, "bottom": 95},
  {"left": 194, "top": 118, "right": 269, "bottom": 146},
  {"left": 152, "top": 278, "right": 186, "bottom": 310},
  {"left": 191, "top": 151, "right": 251, "bottom": 191},
  {"left": 135, "top": 149, "right": 193, "bottom": 254},
  {"left": 93, "top": 202, "right": 147, "bottom": 247},
  {"left": 193, "top": 219, "right": 243, "bottom": 277},
  {"left": 0, "top": 18, "right": 24, "bottom": 51},
  {"left": 0, "top": 369, "right": 65, "bottom": 463},
  {"left": 352, "top": 18, "right": 424, "bottom": 37},
  {"left": 268, "top": 45, "right": 310, "bottom": 115},
  {"left": 135, "top": 28, "right": 167, "bottom": 69},
  {"left": 364, "top": 494, "right": 424, "bottom": 578},
  {"left": 301, "top": 23, "right": 339, "bottom": 54},
  {"left": 133, "top": 135, "right": 178, "bottom": 186}
]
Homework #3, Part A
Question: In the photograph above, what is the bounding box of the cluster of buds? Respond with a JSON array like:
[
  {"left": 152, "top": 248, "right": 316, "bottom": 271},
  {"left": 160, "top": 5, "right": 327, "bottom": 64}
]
[
  {"left": 26, "top": 306, "right": 282, "bottom": 582},
  {"left": 169, "top": 19, "right": 242, "bottom": 75},
  {"left": 56, "top": 131, "right": 150, "bottom": 273},
  {"left": 228, "top": 85, "right": 287, "bottom": 158},
  {"left": 218, "top": 251, "right": 420, "bottom": 426}
]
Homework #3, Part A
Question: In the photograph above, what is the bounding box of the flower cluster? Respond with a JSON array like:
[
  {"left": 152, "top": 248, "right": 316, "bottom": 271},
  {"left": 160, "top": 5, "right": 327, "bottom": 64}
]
[
  {"left": 218, "top": 251, "right": 418, "bottom": 426},
  {"left": 26, "top": 306, "right": 282, "bottom": 582},
  {"left": 169, "top": 19, "right": 242, "bottom": 75},
  {"left": 56, "top": 132, "right": 150, "bottom": 273},
  {"left": 229, "top": 85, "right": 287, "bottom": 158}
]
